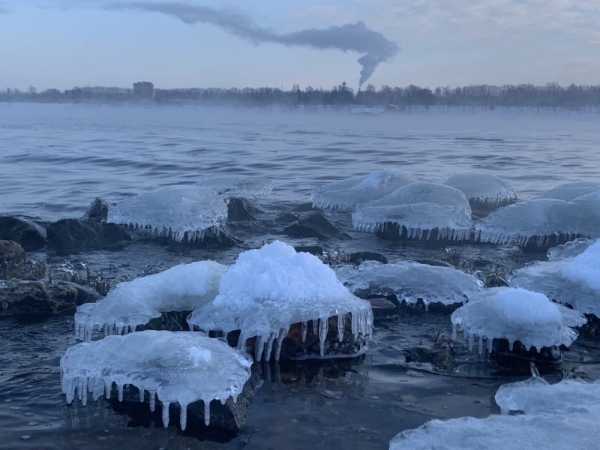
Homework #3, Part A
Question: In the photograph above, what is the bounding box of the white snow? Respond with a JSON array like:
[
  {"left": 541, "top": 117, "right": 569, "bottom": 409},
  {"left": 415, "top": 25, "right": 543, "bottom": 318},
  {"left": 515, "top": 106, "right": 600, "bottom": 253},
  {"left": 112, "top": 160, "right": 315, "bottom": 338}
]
[
  {"left": 107, "top": 185, "right": 228, "bottom": 241},
  {"left": 336, "top": 260, "right": 482, "bottom": 310},
  {"left": 60, "top": 331, "right": 252, "bottom": 430},
  {"left": 74, "top": 261, "right": 227, "bottom": 341},
  {"left": 451, "top": 287, "right": 585, "bottom": 353},
  {"left": 197, "top": 175, "right": 273, "bottom": 197},
  {"left": 311, "top": 169, "right": 417, "bottom": 210},
  {"left": 444, "top": 172, "right": 516, "bottom": 206},
  {"left": 187, "top": 241, "right": 373, "bottom": 361},
  {"left": 539, "top": 181, "right": 600, "bottom": 201},
  {"left": 561, "top": 240, "right": 600, "bottom": 292}
]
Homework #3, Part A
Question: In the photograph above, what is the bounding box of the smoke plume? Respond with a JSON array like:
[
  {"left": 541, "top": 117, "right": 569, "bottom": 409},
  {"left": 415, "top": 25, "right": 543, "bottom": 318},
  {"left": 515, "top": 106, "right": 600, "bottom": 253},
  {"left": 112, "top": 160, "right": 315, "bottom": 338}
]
[{"left": 107, "top": 2, "right": 399, "bottom": 86}]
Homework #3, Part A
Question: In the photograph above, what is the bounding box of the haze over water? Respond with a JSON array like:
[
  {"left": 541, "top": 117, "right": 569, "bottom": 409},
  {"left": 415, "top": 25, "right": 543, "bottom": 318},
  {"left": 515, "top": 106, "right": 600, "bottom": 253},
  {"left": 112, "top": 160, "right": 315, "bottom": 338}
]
[{"left": 1, "top": 103, "right": 599, "bottom": 221}]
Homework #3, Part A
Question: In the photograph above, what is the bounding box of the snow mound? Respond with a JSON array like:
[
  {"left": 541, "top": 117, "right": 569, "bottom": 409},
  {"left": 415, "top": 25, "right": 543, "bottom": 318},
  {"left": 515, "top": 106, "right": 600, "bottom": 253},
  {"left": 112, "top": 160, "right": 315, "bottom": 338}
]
[
  {"left": 187, "top": 241, "right": 373, "bottom": 361},
  {"left": 510, "top": 239, "right": 600, "bottom": 316},
  {"left": 444, "top": 172, "right": 516, "bottom": 206},
  {"left": 451, "top": 287, "right": 585, "bottom": 353},
  {"left": 108, "top": 186, "right": 228, "bottom": 241},
  {"left": 198, "top": 175, "right": 273, "bottom": 197},
  {"left": 539, "top": 181, "right": 600, "bottom": 201},
  {"left": 336, "top": 261, "right": 482, "bottom": 310},
  {"left": 75, "top": 261, "right": 227, "bottom": 341},
  {"left": 311, "top": 169, "right": 417, "bottom": 210},
  {"left": 476, "top": 198, "right": 589, "bottom": 246},
  {"left": 60, "top": 331, "right": 252, "bottom": 430}
]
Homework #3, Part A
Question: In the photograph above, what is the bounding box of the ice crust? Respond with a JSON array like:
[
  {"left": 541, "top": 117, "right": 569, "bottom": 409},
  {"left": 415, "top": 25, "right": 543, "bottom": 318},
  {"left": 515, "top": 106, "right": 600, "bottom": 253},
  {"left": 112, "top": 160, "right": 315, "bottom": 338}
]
[
  {"left": 444, "top": 172, "right": 516, "bottom": 206},
  {"left": 107, "top": 185, "right": 228, "bottom": 241},
  {"left": 451, "top": 287, "right": 585, "bottom": 353},
  {"left": 510, "top": 239, "right": 600, "bottom": 316},
  {"left": 197, "top": 175, "right": 273, "bottom": 197},
  {"left": 475, "top": 198, "right": 591, "bottom": 246},
  {"left": 187, "top": 241, "right": 373, "bottom": 361},
  {"left": 60, "top": 331, "right": 252, "bottom": 430},
  {"left": 539, "top": 181, "right": 600, "bottom": 201},
  {"left": 311, "top": 169, "right": 417, "bottom": 210},
  {"left": 335, "top": 261, "right": 483, "bottom": 310},
  {"left": 75, "top": 261, "right": 227, "bottom": 341}
]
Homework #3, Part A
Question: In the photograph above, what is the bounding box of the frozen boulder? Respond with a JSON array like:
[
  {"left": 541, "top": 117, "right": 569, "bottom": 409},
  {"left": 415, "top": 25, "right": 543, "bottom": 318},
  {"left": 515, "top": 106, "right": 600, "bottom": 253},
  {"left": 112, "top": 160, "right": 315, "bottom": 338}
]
[
  {"left": 336, "top": 261, "right": 482, "bottom": 311},
  {"left": 60, "top": 331, "right": 252, "bottom": 430},
  {"left": 198, "top": 175, "right": 273, "bottom": 197},
  {"left": 75, "top": 261, "right": 227, "bottom": 341},
  {"left": 107, "top": 186, "right": 228, "bottom": 242},
  {"left": 444, "top": 172, "right": 516, "bottom": 208},
  {"left": 311, "top": 169, "right": 417, "bottom": 210},
  {"left": 539, "top": 181, "right": 600, "bottom": 201},
  {"left": 187, "top": 241, "right": 373, "bottom": 361},
  {"left": 451, "top": 287, "right": 585, "bottom": 354}
]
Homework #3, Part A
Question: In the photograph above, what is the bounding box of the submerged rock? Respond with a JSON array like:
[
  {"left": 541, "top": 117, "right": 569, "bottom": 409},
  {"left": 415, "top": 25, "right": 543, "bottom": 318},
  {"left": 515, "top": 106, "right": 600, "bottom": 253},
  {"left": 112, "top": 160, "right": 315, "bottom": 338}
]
[
  {"left": 47, "top": 219, "right": 131, "bottom": 254},
  {"left": 284, "top": 212, "right": 351, "bottom": 240},
  {"left": 227, "top": 197, "right": 264, "bottom": 222},
  {"left": 0, "top": 216, "right": 47, "bottom": 251}
]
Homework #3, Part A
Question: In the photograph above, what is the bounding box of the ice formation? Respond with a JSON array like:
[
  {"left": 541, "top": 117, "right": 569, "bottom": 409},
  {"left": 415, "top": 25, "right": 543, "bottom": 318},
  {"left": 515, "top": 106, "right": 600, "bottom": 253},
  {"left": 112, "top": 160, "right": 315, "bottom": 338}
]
[
  {"left": 335, "top": 260, "right": 482, "bottom": 310},
  {"left": 451, "top": 287, "right": 585, "bottom": 354},
  {"left": 444, "top": 172, "right": 516, "bottom": 207},
  {"left": 311, "top": 168, "right": 417, "bottom": 210},
  {"left": 547, "top": 237, "right": 594, "bottom": 261},
  {"left": 197, "top": 175, "right": 273, "bottom": 197},
  {"left": 187, "top": 241, "right": 373, "bottom": 361},
  {"left": 539, "top": 181, "right": 600, "bottom": 201},
  {"left": 510, "top": 239, "right": 600, "bottom": 316},
  {"left": 107, "top": 185, "right": 228, "bottom": 241},
  {"left": 75, "top": 261, "right": 227, "bottom": 341},
  {"left": 352, "top": 183, "right": 472, "bottom": 240},
  {"left": 475, "top": 198, "right": 589, "bottom": 246},
  {"left": 60, "top": 331, "right": 252, "bottom": 430}
]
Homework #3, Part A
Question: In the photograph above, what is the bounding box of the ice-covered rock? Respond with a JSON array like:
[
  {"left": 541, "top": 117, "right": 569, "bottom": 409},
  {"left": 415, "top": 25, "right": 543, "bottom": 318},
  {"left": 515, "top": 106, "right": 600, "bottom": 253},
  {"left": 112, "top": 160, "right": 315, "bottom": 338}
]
[
  {"left": 510, "top": 240, "right": 600, "bottom": 316},
  {"left": 444, "top": 172, "right": 516, "bottom": 207},
  {"left": 451, "top": 287, "right": 585, "bottom": 354},
  {"left": 75, "top": 261, "right": 227, "bottom": 341},
  {"left": 198, "top": 175, "right": 273, "bottom": 197},
  {"left": 60, "top": 331, "right": 252, "bottom": 430},
  {"left": 336, "top": 261, "right": 483, "bottom": 310},
  {"left": 311, "top": 169, "right": 417, "bottom": 210},
  {"left": 547, "top": 238, "right": 594, "bottom": 261},
  {"left": 187, "top": 241, "right": 373, "bottom": 361},
  {"left": 107, "top": 186, "right": 228, "bottom": 241},
  {"left": 539, "top": 181, "right": 600, "bottom": 201},
  {"left": 352, "top": 183, "right": 472, "bottom": 241},
  {"left": 475, "top": 198, "right": 590, "bottom": 246}
]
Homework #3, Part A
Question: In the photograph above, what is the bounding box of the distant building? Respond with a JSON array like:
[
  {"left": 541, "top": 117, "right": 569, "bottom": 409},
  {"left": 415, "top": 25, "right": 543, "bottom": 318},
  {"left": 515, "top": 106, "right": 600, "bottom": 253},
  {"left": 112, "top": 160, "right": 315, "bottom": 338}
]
[{"left": 133, "top": 82, "right": 154, "bottom": 99}]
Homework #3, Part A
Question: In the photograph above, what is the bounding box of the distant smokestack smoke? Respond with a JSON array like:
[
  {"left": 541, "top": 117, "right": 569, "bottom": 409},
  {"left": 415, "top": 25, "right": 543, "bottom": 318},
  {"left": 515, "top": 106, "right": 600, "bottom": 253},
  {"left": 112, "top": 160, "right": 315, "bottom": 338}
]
[{"left": 107, "top": 2, "right": 399, "bottom": 87}]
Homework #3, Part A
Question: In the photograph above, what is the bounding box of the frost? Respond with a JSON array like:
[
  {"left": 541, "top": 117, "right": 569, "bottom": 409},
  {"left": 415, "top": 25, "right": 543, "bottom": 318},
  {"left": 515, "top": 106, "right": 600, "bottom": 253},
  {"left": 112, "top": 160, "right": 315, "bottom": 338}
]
[
  {"left": 451, "top": 287, "right": 585, "bottom": 354},
  {"left": 510, "top": 240, "right": 600, "bottom": 316},
  {"left": 336, "top": 261, "right": 482, "bottom": 310},
  {"left": 539, "top": 181, "right": 600, "bottom": 201},
  {"left": 75, "top": 261, "right": 227, "bottom": 341},
  {"left": 311, "top": 169, "right": 417, "bottom": 210},
  {"left": 60, "top": 331, "right": 252, "bottom": 430},
  {"left": 475, "top": 198, "right": 589, "bottom": 246},
  {"left": 197, "top": 175, "right": 273, "bottom": 197},
  {"left": 444, "top": 172, "right": 516, "bottom": 206},
  {"left": 187, "top": 241, "right": 373, "bottom": 361},
  {"left": 107, "top": 185, "right": 228, "bottom": 241}
]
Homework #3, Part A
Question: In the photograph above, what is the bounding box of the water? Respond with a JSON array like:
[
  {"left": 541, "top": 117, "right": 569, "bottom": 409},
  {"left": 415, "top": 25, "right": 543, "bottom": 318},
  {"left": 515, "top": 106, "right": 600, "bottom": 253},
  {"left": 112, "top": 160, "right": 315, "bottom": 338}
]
[{"left": 1, "top": 103, "right": 600, "bottom": 449}]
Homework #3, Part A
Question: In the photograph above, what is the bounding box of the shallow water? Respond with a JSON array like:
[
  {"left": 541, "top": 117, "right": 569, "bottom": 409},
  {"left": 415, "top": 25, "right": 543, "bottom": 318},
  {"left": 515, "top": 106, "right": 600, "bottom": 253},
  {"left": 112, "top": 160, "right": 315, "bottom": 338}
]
[{"left": 1, "top": 104, "right": 600, "bottom": 449}]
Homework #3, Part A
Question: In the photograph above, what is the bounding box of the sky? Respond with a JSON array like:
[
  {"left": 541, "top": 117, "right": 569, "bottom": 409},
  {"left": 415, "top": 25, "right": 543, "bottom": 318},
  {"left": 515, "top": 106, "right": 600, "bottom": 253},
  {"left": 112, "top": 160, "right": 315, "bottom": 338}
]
[{"left": 1, "top": 0, "right": 599, "bottom": 91}]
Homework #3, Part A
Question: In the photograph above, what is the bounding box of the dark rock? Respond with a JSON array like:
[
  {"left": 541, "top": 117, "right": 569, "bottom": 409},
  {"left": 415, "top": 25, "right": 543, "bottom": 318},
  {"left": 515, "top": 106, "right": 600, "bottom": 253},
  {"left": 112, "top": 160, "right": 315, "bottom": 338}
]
[
  {"left": 47, "top": 219, "right": 131, "bottom": 254},
  {"left": 0, "top": 240, "right": 27, "bottom": 279},
  {"left": 275, "top": 211, "right": 299, "bottom": 224},
  {"left": 294, "top": 245, "right": 324, "bottom": 256},
  {"left": 227, "top": 197, "right": 264, "bottom": 222},
  {"left": 367, "top": 296, "right": 399, "bottom": 320},
  {"left": 405, "top": 333, "right": 455, "bottom": 371},
  {"left": 0, "top": 281, "right": 57, "bottom": 315},
  {"left": 348, "top": 251, "right": 388, "bottom": 265},
  {"left": 0, "top": 216, "right": 47, "bottom": 251},
  {"left": 284, "top": 212, "right": 351, "bottom": 240},
  {"left": 83, "top": 198, "right": 109, "bottom": 222}
]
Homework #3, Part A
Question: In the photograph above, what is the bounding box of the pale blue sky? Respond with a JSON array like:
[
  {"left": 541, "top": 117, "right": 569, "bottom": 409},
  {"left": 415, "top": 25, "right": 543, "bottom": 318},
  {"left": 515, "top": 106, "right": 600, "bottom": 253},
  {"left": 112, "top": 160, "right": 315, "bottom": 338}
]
[{"left": 1, "top": 0, "right": 599, "bottom": 91}]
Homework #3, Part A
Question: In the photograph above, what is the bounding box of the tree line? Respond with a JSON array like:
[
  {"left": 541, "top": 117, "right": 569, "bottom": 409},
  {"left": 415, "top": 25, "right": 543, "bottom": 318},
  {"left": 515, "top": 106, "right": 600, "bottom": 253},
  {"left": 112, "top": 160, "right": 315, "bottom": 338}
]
[{"left": 2, "top": 82, "right": 600, "bottom": 109}]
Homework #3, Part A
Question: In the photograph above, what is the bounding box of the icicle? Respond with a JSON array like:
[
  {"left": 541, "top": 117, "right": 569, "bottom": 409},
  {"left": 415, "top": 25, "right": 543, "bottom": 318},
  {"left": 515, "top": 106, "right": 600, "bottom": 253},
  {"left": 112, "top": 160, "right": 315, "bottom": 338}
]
[
  {"left": 77, "top": 378, "right": 84, "bottom": 401},
  {"left": 312, "top": 319, "right": 319, "bottom": 336},
  {"left": 319, "top": 317, "right": 329, "bottom": 357},
  {"left": 509, "top": 340, "right": 514, "bottom": 352},
  {"left": 351, "top": 312, "right": 358, "bottom": 337},
  {"left": 65, "top": 378, "right": 75, "bottom": 404},
  {"left": 337, "top": 314, "right": 345, "bottom": 342},
  {"left": 237, "top": 332, "right": 246, "bottom": 351},
  {"left": 81, "top": 378, "right": 88, "bottom": 405},
  {"left": 487, "top": 336, "right": 493, "bottom": 353},
  {"left": 162, "top": 402, "right": 170, "bottom": 428},
  {"left": 255, "top": 335, "right": 265, "bottom": 362},
  {"left": 468, "top": 333, "right": 474, "bottom": 351},
  {"left": 452, "top": 323, "right": 457, "bottom": 340},
  {"left": 424, "top": 301, "right": 430, "bottom": 312},
  {"left": 301, "top": 321, "right": 308, "bottom": 343},
  {"left": 204, "top": 400, "right": 211, "bottom": 426},
  {"left": 117, "top": 384, "right": 123, "bottom": 402},
  {"left": 275, "top": 327, "right": 289, "bottom": 361},
  {"left": 478, "top": 335, "right": 483, "bottom": 355},
  {"left": 180, "top": 403, "right": 188, "bottom": 431},
  {"left": 104, "top": 380, "right": 112, "bottom": 399},
  {"left": 149, "top": 390, "right": 156, "bottom": 412},
  {"left": 139, "top": 387, "right": 145, "bottom": 402},
  {"left": 264, "top": 333, "right": 275, "bottom": 361}
]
